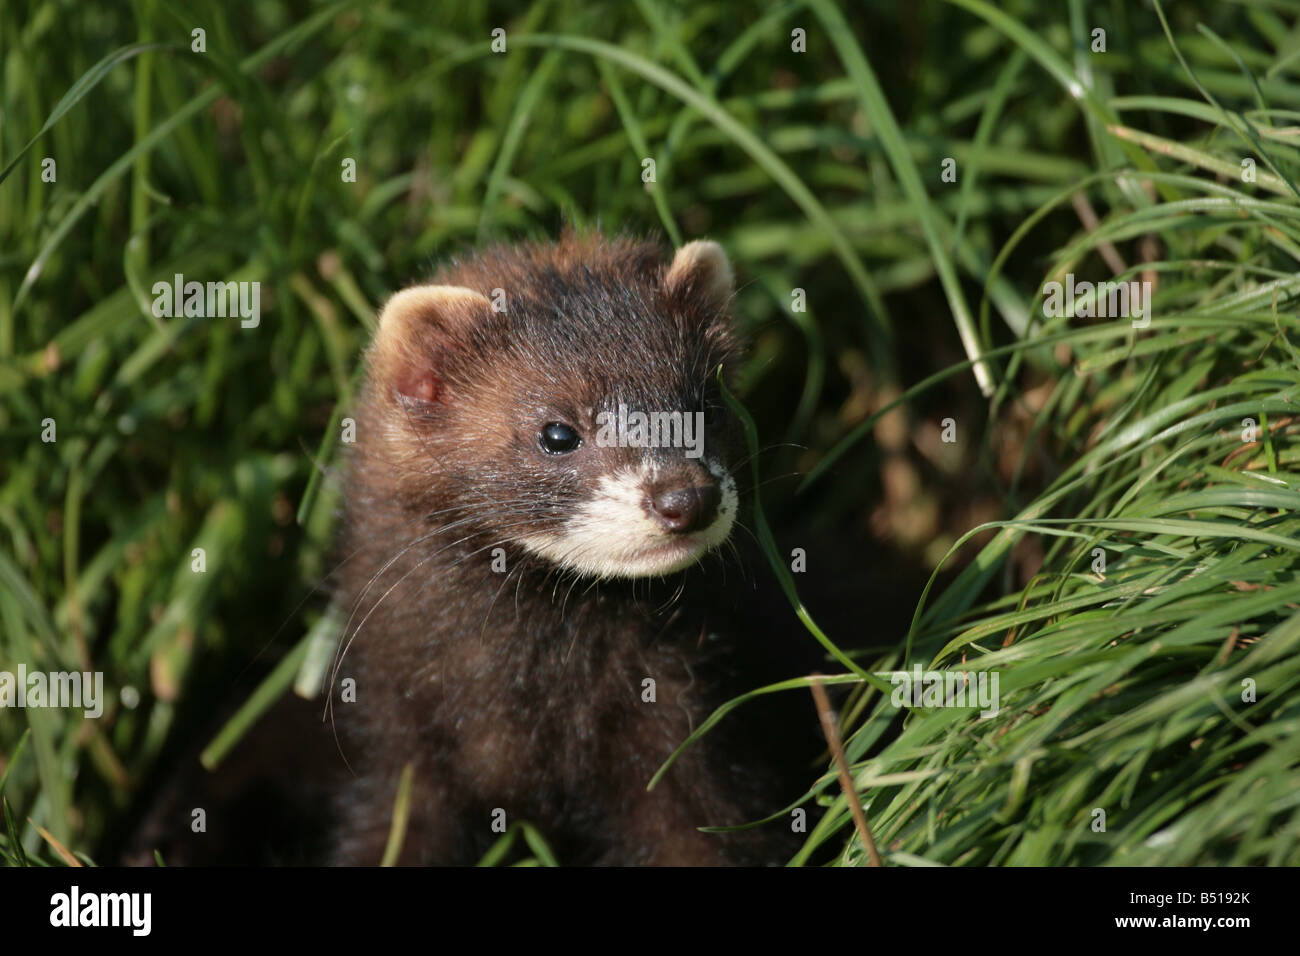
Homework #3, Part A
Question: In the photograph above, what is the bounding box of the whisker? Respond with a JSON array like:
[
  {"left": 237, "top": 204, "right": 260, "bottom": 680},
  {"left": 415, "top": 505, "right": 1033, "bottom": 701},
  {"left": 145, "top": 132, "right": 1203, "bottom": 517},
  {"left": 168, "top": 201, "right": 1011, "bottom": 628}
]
[{"left": 729, "top": 441, "right": 807, "bottom": 473}]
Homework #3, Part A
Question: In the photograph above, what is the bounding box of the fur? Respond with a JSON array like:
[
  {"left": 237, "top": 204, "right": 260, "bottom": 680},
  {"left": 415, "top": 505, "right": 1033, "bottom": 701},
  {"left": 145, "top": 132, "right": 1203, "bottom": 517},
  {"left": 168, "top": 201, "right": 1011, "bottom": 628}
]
[{"left": 331, "top": 231, "right": 797, "bottom": 865}]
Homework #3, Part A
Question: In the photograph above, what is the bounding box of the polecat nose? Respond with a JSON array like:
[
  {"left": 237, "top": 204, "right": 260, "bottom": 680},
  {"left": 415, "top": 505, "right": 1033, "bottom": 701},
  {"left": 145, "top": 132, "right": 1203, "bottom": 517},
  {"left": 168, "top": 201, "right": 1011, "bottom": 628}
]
[{"left": 649, "top": 482, "right": 721, "bottom": 534}]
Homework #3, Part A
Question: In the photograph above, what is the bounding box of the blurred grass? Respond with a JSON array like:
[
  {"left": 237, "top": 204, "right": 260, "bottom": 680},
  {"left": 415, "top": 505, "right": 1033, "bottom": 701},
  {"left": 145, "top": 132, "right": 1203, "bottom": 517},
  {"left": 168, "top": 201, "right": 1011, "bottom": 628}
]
[{"left": 1, "top": 0, "right": 1298, "bottom": 866}]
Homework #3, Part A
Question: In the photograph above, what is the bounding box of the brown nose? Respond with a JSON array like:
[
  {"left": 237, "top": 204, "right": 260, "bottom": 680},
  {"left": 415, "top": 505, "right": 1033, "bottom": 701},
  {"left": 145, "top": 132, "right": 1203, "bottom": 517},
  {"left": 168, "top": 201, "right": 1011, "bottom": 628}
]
[{"left": 649, "top": 483, "right": 720, "bottom": 534}]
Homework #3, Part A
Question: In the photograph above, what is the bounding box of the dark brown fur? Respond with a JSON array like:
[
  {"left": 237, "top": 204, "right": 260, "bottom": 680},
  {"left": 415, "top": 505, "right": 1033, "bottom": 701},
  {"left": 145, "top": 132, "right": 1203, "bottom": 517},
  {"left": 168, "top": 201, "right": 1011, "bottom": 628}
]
[{"left": 331, "top": 232, "right": 800, "bottom": 865}]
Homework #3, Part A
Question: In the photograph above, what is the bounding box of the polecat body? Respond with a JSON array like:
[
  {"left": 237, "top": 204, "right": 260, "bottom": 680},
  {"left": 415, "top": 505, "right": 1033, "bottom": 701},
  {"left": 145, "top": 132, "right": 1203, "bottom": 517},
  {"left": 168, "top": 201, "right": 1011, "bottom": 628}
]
[{"left": 332, "top": 232, "right": 797, "bottom": 865}]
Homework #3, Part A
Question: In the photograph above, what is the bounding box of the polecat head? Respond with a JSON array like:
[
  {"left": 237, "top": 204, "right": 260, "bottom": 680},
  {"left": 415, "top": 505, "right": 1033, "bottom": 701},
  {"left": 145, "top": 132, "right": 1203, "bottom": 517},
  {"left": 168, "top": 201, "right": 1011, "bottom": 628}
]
[{"left": 360, "top": 233, "right": 744, "bottom": 579}]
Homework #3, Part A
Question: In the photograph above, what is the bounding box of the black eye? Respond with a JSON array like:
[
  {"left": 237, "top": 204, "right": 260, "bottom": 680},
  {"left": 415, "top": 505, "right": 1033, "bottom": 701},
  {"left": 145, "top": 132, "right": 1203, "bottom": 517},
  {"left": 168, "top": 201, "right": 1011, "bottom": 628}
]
[
  {"left": 702, "top": 402, "right": 724, "bottom": 427},
  {"left": 540, "top": 422, "right": 581, "bottom": 454}
]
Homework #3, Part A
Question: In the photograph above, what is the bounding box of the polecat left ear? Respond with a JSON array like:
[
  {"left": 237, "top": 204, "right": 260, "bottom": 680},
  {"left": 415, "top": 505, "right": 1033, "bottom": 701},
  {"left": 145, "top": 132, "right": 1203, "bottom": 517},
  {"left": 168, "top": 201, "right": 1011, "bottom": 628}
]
[
  {"left": 663, "top": 240, "right": 734, "bottom": 312},
  {"left": 371, "top": 284, "right": 491, "bottom": 405}
]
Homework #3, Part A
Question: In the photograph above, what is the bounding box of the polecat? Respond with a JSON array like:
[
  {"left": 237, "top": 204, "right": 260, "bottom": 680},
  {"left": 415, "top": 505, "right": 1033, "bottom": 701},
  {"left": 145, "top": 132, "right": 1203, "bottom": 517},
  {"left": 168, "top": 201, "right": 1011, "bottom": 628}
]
[{"left": 331, "top": 231, "right": 802, "bottom": 865}]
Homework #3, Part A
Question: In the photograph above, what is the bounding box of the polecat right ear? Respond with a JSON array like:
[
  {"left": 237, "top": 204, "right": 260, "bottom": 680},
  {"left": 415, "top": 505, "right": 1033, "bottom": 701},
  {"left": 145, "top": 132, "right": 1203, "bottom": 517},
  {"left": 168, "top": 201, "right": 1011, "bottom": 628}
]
[{"left": 371, "top": 285, "right": 491, "bottom": 404}]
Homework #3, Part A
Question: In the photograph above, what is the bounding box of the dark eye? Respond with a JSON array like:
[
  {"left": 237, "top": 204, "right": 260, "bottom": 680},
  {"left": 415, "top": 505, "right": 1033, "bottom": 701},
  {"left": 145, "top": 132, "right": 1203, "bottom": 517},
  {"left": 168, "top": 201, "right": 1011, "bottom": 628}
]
[
  {"left": 702, "top": 402, "right": 724, "bottom": 427},
  {"left": 540, "top": 422, "right": 581, "bottom": 454}
]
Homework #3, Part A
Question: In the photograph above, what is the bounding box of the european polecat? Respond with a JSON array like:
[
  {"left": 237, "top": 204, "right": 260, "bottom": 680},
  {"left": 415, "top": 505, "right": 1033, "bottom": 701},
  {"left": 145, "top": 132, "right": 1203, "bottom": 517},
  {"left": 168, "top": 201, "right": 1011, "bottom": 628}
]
[{"left": 331, "top": 232, "right": 803, "bottom": 865}]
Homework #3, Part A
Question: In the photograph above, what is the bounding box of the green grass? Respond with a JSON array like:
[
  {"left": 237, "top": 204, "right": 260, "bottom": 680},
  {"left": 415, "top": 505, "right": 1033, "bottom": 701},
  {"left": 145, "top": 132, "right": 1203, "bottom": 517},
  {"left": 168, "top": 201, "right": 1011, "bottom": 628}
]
[{"left": 1, "top": 0, "right": 1298, "bottom": 866}]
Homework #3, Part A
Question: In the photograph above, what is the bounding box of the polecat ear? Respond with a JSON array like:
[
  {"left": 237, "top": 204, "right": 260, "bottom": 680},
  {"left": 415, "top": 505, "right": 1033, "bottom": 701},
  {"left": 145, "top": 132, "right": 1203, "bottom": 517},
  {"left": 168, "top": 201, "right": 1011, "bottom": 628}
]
[
  {"left": 371, "top": 285, "right": 491, "bottom": 404},
  {"left": 663, "top": 240, "right": 734, "bottom": 311}
]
